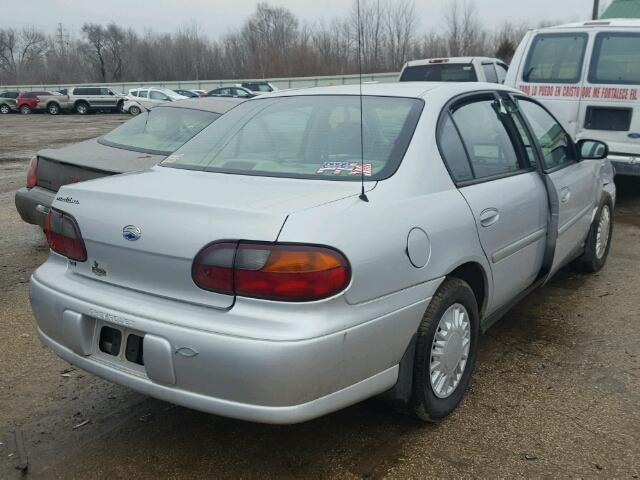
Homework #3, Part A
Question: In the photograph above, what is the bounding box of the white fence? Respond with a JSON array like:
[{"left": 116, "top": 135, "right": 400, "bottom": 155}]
[{"left": 1, "top": 72, "right": 400, "bottom": 93}]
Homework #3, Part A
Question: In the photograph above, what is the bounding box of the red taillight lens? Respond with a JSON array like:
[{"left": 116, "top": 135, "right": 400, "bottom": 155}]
[
  {"left": 44, "top": 209, "right": 87, "bottom": 262},
  {"left": 26, "top": 156, "right": 38, "bottom": 188},
  {"left": 192, "top": 242, "right": 350, "bottom": 302}
]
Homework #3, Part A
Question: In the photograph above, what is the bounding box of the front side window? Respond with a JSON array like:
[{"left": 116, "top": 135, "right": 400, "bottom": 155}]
[
  {"left": 100, "top": 88, "right": 112, "bottom": 95},
  {"left": 451, "top": 100, "right": 521, "bottom": 179},
  {"left": 518, "top": 99, "right": 573, "bottom": 170},
  {"left": 400, "top": 63, "right": 478, "bottom": 82},
  {"left": 523, "top": 33, "right": 587, "bottom": 84},
  {"left": 162, "top": 95, "right": 423, "bottom": 181},
  {"left": 100, "top": 107, "right": 219, "bottom": 155},
  {"left": 589, "top": 32, "right": 640, "bottom": 85}
]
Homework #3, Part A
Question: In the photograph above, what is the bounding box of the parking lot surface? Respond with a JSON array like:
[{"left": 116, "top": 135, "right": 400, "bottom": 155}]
[{"left": 0, "top": 114, "right": 638, "bottom": 479}]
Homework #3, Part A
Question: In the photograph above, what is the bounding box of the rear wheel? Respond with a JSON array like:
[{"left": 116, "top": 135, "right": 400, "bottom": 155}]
[
  {"left": 20, "top": 105, "right": 32, "bottom": 115},
  {"left": 573, "top": 197, "right": 613, "bottom": 273},
  {"left": 410, "top": 277, "right": 479, "bottom": 422},
  {"left": 75, "top": 101, "right": 89, "bottom": 115},
  {"left": 47, "top": 102, "right": 60, "bottom": 115},
  {"left": 129, "top": 105, "right": 141, "bottom": 115},
  {"left": 0, "top": 104, "right": 10, "bottom": 114}
]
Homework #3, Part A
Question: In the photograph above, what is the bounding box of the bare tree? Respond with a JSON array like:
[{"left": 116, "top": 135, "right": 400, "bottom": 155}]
[
  {"left": 444, "top": 0, "right": 488, "bottom": 57},
  {"left": 0, "top": 27, "right": 47, "bottom": 84},
  {"left": 82, "top": 23, "right": 108, "bottom": 82}
]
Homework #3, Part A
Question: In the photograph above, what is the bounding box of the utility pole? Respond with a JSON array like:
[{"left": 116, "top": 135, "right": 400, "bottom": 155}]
[{"left": 592, "top": 0, "right": 600, "bottom": 20}]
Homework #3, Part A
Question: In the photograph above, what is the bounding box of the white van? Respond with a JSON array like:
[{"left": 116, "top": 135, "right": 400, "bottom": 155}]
[{"left": 506, "top": 19, "right": 640, "bottom": 176}]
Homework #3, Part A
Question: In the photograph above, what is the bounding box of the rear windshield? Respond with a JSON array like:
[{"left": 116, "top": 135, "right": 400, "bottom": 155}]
[
  {"left": 400, "top": 64, "right": 477, "bottom": 82},
  {"left": 99, "top": 106, "right": 220, "bottom": 155},
  {"left": 589, "top": 32, "right": 640, "bottom": 85},
  {"left": 523, "top": 33, "right": 588, "bottom": 83},
  {"left": 160, "top": 95, "right": 423, "bottom": 181}
]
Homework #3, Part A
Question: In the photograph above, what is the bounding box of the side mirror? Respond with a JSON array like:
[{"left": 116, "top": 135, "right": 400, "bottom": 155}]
[{"left": 578, "top": 139, "right": 609, "bottom": 160}]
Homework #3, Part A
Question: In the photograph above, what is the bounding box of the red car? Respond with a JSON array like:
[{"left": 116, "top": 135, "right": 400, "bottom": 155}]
[{"left": 15, "top": 91, "right": 69, "bottom": 115}]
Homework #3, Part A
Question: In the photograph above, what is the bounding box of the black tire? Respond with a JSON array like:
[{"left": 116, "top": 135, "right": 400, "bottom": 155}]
[
  {"left": 116, "top": 101, "right": 125, "bottom": 114},
  {"left": 573, "top": 196, "right": 614, "bottom": 273},
  {"left": 75, "top": 101, "right": 89, "bottom": 115},
  {"left": 0, "top": 104, "right": 10, "bottom": 114},
  {"left": 47, "top": 102, "right": 60, "bottom": 115},
  {"left": 410, "top": 277, "right": 480, "bottom": 422},
  {"left": 20, "top": 105, "right": 32, "bottom": 115},
  {"left": 129, "top": 105, "right": 141, "bottom": 115}
]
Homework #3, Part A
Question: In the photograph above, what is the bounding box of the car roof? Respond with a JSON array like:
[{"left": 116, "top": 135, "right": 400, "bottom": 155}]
[
  {"left": 261, "top": 82, "right": 520, "bottom": 100},
  {"left": 158, "top": 97, "right": 245, "bottom": 113},
  {"left": 547, "top": 18, "right": 640, "bottom": 29},
  {"left": 405, "top": 57, "right": 500, "bottom": 67}
]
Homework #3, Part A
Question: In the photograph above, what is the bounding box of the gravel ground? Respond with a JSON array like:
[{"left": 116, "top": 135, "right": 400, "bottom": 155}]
[{"left": 0, "top": 113, "right": 638, "bottom": 479}]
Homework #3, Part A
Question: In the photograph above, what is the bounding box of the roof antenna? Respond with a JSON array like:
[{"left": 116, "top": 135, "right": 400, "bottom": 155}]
[{"left": 357, "top": 0, "right": 369, "bottom": 202}]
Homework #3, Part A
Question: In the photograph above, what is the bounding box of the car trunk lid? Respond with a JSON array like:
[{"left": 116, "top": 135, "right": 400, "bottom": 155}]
[
  {"left": 53, "top": 166, "right": 364, "bottom": 309},
  {"left": 36, "top": 138, "right": 165, "bottom": 191}
]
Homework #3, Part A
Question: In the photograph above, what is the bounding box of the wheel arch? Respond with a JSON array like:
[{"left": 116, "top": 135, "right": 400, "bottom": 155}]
[{"left": 447, "top": 261, "right": 489, "bottom": 318}]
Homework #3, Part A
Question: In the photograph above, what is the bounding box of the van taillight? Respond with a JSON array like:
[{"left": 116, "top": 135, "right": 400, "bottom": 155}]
[
  {"left": 26, "top": 156, "right": 38, "bottom": 188},
  {"left": 192, "top": 242, "right": 350, "bottom": 302},
  {"left": 44, "top": 209, "right": 87, "bottom": 262}
]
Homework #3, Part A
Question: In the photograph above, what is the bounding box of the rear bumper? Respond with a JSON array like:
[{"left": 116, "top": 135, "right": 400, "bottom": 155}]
[
  {"left": 30, "top": 257, "right": 436, "bottom": 423},
  {"left": 14, "top": 186, "right": 56, "bottom": 226},
  {"left": 609, "top": 154, "right": 640, "bottom": 176}
]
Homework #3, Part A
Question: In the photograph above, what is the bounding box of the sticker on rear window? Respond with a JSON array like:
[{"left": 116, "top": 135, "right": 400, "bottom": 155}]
[{"left": 316, "top": 162, "right": 372, "bottom": 176}]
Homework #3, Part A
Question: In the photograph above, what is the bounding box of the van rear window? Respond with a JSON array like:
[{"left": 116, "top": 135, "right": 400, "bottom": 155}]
[
  {"left": 523, "top": 33, "right": 587, "bottom": 84},
  {"left": 589, "top": 32, "right": 640, "bottom": 85}
]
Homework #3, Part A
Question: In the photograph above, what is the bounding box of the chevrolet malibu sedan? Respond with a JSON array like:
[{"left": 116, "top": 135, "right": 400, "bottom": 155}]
[
  {"left": 30, "top": 83, "right": 615, "bottom": 424},
  {"left": 15, "top": 97, "right": 244, "bottom": 226}
]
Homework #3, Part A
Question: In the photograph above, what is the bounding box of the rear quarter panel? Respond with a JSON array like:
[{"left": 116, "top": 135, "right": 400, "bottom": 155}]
[{"left": 277, "top": 106, "right": 491, "bottom": 308}]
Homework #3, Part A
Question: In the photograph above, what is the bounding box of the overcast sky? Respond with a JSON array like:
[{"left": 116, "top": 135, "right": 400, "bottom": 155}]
[{"left": 9, "top": 0, "right": 608, "bottom": 38}]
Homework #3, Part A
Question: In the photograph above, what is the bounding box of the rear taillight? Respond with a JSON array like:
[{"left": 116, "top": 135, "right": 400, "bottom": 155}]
[
  {"left": 124, "top": 96, "right": 129, "bottom": 101},
  {"left": 44, "top": 209, "right": 87, "bottom": 262},
  {"left": 26, "top": 156, "right": 38, "bottom": 188},
  {"left": 192, "top": 242, "right": 350, "bottom": 302}
]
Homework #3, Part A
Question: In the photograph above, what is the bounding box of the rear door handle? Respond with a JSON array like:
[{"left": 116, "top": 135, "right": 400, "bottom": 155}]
[
  {"left": 560, "top": 187, "right": 571, "bottom": 204},
  {"left": 479, "top": 208, "right": 500, "bottom": 227}
]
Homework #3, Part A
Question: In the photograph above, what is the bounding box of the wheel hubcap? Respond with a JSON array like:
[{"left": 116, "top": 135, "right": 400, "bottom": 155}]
[
  {"left": 1, "top": 106, "right": 8, "bottom": 113},
  {"left": 429, "top": 303, "right": 471, "bottom": 399},
  {"left": 596, "top": 205, "right": 611, "bottom": 260}
]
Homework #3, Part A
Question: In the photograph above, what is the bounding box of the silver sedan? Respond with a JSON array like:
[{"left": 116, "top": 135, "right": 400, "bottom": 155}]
[{"left": 30, "top": 82, "right": 615, "bottom": 424}]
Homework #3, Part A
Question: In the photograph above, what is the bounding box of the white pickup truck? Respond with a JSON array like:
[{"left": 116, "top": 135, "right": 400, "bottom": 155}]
[{"left": 399, "top": 57, "right": 509, "bottom": 84}]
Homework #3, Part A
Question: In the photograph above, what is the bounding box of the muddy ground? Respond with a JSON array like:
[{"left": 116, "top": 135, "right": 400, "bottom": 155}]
[{"left": 0, "top": 113, "right": 638, "bottom": 479}]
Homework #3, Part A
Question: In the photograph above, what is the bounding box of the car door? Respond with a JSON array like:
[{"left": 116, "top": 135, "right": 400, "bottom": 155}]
[
  {"left": 516, "top": 98, "right": 599, "bottom": 276},
  {"left": 442, "top": 94, "right": 549, "bottom": 313},
  {"left": 136, "top": 89, "right": 154, "bottom": 109},
  {"left": 577, "top": 31, "right": 640, "bottom": 161}
]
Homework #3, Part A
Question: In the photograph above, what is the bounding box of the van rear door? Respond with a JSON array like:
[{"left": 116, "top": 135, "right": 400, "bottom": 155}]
[
  {"left": 514, "top": 31, "right": 589, "bottom": 138},
  {"left": 577, "top": 30, "right": 640, "bottom": 172}
]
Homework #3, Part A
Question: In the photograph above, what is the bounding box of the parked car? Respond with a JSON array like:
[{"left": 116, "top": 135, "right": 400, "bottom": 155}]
[
  {"left": 506, "top": 19, "right": 640, "bottom": 177},
  {"left": 123, "top": 88, "right": 188, "bottom": 115},
  {"left": 0, "top": 91, "right": 19, "bottom": 114},
  {"left": 207, "top": 86, "right": 257, "bottom": 98},
  {"left": 63, "top": 86, "right": 126, "bottom": 114},
  {"left": 15, "top": 97, "right": 244, "bottom": 226},
  {"left": 191, "top": 89, "right": 208, "bottom": 96},
  {"left": 29, "top": 83, "right": 615, "bottom": 425},
  {"left": 239, "top": 81, "right": 278, "bottom": 94},
  {"left": 399, "top": 57, "right": 509, "bottom": 83},
  {"left": 15, "top": 91, "right": 71, "bottom": 115},
  {"left": 173, "top": 89, "right": 201, "bottom": 98}
]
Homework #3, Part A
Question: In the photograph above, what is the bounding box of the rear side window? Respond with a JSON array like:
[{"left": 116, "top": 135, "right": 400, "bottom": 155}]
[
  {"left": 523, "top": 33, "right": 588, "bottom": 84},
  {"left": 589, "top": 32, "right": 640, "bottom": 85},
  {"left": 518, "top": 100, "right": 573, "bottom": 170},
  {"left": 496, "top": 64, "right": 508, "bottom": 83},
  {"left": 450, "top": 100, "right": 521, "bottom": 179},
  {"left": 438, "top": 114, "right": 473, "bottom": 182},
  {"left": 400, "top": 64, "right": 477, "bottom": 82},
  {"left": 482, "top": 64, "right": 498, "bottom": 83}
]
